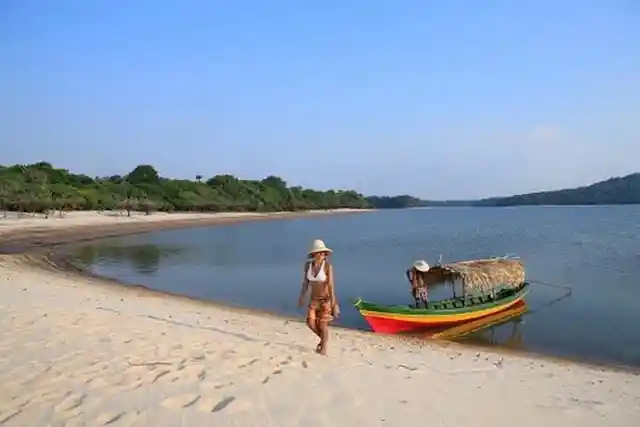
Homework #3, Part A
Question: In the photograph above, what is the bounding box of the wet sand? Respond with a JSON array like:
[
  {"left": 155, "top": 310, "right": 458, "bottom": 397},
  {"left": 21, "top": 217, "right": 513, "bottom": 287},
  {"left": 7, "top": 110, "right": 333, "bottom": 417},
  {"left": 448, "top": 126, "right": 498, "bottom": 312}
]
[{"left": 0, "top": 211, "right": 639, "bottom": 426}]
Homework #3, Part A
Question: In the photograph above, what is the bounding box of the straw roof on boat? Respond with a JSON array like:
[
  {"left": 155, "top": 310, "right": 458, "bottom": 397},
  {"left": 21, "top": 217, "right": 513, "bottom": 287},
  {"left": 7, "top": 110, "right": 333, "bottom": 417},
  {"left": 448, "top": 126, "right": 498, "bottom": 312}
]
[{"left": 423, "top": 258, "right": 526, "bottom": 293}]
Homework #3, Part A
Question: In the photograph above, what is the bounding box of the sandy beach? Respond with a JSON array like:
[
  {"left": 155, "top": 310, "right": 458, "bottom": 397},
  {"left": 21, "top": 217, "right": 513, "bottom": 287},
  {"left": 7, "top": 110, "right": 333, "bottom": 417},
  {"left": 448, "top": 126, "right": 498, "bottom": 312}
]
[
  {"left": 1, "top": 212, "right": 639, "bottom": 426},
  {"left": 0, "top": 209, "right": 369, "bottom": 252}
]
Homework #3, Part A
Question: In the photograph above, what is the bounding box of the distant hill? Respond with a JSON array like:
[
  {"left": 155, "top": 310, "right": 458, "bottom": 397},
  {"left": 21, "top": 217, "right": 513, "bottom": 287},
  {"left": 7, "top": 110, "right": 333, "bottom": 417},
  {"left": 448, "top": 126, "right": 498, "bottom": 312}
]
[
  {"left": 368, "top": 173, "right": 640, "bottom": 208},
  {"left": 366, "top": 194, "right": 475, "bottom": 208},
  {"left": 475, "top": 173, "right": 640, "bottom": 206}
]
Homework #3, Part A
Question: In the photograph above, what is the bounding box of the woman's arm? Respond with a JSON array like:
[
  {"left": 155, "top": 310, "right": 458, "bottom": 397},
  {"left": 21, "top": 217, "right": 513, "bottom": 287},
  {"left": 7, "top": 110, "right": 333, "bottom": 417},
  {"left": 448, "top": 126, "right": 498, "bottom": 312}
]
[
  {"left": 407, "top": 269, "right": 417, "bottom": 288},
  {"left": 297, "top": 262, "right": 310, "bottom": 307},
  {"left": 327, "top": 263, "right": 340, "bottom": 314}
]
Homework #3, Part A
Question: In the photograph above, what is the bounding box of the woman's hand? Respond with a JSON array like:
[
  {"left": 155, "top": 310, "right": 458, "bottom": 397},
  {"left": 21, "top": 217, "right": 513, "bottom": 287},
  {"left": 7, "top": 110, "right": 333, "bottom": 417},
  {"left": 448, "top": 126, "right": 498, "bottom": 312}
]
[
  {"left": 297, "top": 295, "right": 305, "bottom": 309},
  {"left": 332, "top": 304, "right": 340, "bottom": 318}
]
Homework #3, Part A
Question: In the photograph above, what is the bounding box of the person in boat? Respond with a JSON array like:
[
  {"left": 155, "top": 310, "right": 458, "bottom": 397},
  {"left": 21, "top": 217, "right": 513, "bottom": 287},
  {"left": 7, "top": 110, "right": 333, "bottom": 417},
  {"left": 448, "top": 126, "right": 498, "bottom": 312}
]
[
  {"left": 406, "top": 260, "right": 430, "bottom": 308},
  {"left": 297, "top": 239, "right": 340, "bottom": 355}
]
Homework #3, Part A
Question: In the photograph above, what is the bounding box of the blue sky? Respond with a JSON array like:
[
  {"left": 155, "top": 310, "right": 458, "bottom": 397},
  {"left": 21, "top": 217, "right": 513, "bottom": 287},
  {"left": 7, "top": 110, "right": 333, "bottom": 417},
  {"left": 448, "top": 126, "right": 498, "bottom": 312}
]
[{"left": 1, "top": 0, "right": 638, "bottom": 199}]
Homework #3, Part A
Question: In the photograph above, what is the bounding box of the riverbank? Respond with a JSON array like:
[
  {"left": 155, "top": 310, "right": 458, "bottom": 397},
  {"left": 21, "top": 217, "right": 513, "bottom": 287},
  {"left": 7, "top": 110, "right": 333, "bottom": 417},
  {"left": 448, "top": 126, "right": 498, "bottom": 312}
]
[
  {"left": 1, "top": 213, "right": 639, "bottom": 426},
  {"left": 0, "top": 209, "right": 371, "bottom": 252},
  {"left": 1, "top": 254, "right": 639, "bottom": 426}
]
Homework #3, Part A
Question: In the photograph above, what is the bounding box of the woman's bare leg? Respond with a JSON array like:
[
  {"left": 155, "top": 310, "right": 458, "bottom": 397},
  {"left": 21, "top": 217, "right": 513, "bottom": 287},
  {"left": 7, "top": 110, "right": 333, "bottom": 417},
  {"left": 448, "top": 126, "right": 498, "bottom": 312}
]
[
  {"left": 317, "top": 321, "right": 329, "bottom": 355},
  {"left": 306, "top": 317, "right": 321, "bottom": 338}
]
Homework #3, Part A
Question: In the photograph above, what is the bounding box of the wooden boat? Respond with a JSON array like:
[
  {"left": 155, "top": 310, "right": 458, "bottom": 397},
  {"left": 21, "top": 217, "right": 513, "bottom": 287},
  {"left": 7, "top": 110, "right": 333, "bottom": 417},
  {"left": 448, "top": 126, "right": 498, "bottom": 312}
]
[{"left": 353, "top": 257, "right": 531, "bottom": 334}]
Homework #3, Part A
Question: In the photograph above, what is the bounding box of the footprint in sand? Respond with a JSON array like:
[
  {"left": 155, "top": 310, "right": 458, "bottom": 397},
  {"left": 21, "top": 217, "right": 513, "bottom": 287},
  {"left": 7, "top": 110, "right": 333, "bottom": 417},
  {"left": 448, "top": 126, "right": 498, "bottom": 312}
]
[
  {"left": 64, "top": 418, "right": 90, "bottom": 427},
  {"left": 199, "top": 396, "right": 238, "bottom": 413},
  {"left": 151, "top": 369, "right": 171, "bottom": 383},
  {"left": 94, "top": 411, "right": 125, "bottom": 425},
  {"left": 54, "top": 392, "right": 87, "bottom": 412},
  {"left": 93, "top": 410, "right": 140, "bottom": 427},
  {"left": 179, "top": 365, "right": 207, "bottom": 382},
  {"left": 114, "top": 379, "right": 145, "bottom": 392},
  {"left": 159, "top": 370, "right": 185, "bottom": 384},
  {"left": 28, "top": 387, "right": 65, "bottom": 405},
  {"left": 211, "top": 396, "right": 236, "bottom": 413},
  {"left": 161, "top": 394, "right": 201, "bottom": 409},
  {"left": 237, "top": 358, "right": 260, "bottom": 369},
  {"left": 0, "top": 409, "right": 22, "bottom": 425},
  {"left": 261, "top": 365, "right": 288, "bottom": 384}
]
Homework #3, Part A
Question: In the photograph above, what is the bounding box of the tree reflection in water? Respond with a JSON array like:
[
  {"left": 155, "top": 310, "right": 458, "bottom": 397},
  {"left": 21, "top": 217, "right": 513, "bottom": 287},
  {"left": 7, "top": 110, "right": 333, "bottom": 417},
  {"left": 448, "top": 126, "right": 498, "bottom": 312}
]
[{"left": 72, "top": 243, "right": 185, "bottom": 275}]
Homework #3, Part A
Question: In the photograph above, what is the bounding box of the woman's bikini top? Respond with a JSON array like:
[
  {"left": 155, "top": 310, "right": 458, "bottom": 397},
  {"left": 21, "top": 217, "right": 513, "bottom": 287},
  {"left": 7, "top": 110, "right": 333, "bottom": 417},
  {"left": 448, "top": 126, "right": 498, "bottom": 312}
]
[{"left": 306, "top": 260, "right": 327, "bottom": 283}]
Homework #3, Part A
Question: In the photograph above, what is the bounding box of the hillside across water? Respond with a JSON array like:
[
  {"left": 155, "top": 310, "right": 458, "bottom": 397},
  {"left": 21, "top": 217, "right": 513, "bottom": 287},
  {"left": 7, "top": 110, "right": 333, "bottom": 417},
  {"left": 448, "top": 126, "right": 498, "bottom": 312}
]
[
  {"left": 476, "top": 173, "right": 640, "bottom": 206},
  {"left": 367, "top": 173, "right": 640, "bottom": 208}
]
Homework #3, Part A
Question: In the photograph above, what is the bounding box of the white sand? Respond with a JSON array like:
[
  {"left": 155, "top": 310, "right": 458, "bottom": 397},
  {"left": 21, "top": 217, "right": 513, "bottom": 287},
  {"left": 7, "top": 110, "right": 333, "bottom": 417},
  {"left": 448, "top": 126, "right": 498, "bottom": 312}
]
[
  {"left": 0, "top": 209, "right": 369, "bottom": 236},
  {"left": 0, "top": 215, "right": 639, "bottom": 426}
]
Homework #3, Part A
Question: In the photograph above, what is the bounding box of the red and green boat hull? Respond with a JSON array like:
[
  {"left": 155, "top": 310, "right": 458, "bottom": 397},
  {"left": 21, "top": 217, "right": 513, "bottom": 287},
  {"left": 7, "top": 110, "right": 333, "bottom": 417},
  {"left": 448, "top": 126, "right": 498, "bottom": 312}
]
[{"left": 353, "top": 282, "right": 530, "bottom": 334}]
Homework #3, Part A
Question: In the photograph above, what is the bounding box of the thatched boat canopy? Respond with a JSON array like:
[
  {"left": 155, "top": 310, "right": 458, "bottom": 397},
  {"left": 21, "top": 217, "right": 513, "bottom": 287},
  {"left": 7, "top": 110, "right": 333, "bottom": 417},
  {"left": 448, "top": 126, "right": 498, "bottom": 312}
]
[{"left": 423, "top": 258, "right": 526, "bottom": 293}]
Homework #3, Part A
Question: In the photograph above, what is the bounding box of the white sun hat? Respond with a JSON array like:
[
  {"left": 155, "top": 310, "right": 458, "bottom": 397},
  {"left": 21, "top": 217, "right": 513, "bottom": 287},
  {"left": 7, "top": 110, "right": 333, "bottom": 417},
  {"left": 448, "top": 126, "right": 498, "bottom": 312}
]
[
  {"left": 413, "top": 260, "right": 430, "bottom": 272},
  {"left": 308, "top": 239, "right": 333, "bottom": 255}
]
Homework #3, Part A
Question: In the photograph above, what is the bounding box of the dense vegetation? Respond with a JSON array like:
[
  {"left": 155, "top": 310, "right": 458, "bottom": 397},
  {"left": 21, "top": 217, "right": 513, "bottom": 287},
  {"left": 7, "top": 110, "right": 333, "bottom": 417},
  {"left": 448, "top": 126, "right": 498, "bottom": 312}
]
[
  {"left": 2, "top": 162, "right": 636, "bottom": 216},
  {"left": 365, "top": 195, "right": 425, "bottom": 209},
  {"left": 366, "top": 196, "right": 475, "bottom": 209},
  {"left": 367, "top": 173, "right": 640, "bottom": 208},
  {"left": 0, "top": 162, "right": 372, "bottom": 216}
]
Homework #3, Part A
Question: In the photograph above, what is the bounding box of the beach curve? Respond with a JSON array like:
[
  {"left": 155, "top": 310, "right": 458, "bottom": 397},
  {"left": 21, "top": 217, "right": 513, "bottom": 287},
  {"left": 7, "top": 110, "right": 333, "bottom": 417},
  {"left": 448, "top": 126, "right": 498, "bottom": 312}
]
[{"left": 0, "top": 209, "right": 372, "bottom": 252}]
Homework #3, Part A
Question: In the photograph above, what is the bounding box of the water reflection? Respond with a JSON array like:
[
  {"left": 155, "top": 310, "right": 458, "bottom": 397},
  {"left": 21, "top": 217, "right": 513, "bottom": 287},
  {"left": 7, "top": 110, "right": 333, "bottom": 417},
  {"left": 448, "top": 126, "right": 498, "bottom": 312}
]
[
  {"left": 405, "top": 301, "right": 527, "bottom": 349},
  {"left": 73, "top": 243, "right": 185, "bottom": 275}
]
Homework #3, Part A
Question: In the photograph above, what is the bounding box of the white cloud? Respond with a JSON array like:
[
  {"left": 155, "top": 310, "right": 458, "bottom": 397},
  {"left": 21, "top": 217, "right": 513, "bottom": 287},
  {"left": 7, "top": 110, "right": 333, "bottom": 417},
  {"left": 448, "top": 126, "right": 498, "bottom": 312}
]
[{"left": 527, "top": 125, "right": 563, "bottom": 144}]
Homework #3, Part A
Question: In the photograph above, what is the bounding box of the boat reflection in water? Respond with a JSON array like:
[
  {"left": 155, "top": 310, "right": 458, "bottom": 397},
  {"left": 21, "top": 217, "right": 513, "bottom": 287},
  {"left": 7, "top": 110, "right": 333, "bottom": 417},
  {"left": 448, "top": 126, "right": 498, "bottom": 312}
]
[{"left": 403, "top": 300, "right": 527, "bottom": 349}]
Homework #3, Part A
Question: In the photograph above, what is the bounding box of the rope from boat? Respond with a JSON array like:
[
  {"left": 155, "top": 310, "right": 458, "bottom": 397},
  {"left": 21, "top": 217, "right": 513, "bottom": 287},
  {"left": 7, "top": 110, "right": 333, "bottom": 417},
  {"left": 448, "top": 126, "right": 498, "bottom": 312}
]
[
  {"left": 525, "top": 279, "right": 573, "bottom": 314},
  {"left": 433, "top": 280, "right": 574, "bottom": 339}
]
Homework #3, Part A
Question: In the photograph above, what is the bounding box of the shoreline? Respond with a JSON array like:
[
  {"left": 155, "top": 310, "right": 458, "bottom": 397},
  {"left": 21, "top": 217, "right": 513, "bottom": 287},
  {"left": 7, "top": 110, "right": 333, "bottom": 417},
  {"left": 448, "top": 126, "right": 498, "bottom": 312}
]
[
  {"left": 2, "top": 259, "right": 639, "bottom": 425},
  {"left": 0, "top": 209, "right": 637, "bottom": 372},
  {"left": 0, "top": 209, "right": 372, "bottom": 253},
  {"left": 1, "top": 212, "right": 639, "bottom": 425},
  {"left": 25, "top": 250, "right": 640, "bottom": 374}
]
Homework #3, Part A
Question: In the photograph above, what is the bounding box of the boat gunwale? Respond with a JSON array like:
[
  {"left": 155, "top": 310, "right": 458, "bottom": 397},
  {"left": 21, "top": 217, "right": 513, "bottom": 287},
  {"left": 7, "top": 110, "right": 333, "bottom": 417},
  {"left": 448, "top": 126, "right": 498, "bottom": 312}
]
[{"left": 353, "top": 282, "right": 530, "bottom": 317}]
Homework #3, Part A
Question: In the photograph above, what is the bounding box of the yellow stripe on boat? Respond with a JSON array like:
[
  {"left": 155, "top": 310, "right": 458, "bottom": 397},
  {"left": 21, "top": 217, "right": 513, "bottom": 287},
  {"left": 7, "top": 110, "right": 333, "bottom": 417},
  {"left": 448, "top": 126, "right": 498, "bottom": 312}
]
[{"left": 359, "top": 295, "right": 525, "bottom": 324}]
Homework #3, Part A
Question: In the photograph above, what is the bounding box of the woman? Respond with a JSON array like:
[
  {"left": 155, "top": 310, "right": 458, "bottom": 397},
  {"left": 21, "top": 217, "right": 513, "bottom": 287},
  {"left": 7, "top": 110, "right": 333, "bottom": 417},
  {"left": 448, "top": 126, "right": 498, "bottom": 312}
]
[
  {"left": 297, "top": 239, "right": 339, "bottom": 355},
  {"left": 406, "top": 260, "right": 430, "bottom": 308}
]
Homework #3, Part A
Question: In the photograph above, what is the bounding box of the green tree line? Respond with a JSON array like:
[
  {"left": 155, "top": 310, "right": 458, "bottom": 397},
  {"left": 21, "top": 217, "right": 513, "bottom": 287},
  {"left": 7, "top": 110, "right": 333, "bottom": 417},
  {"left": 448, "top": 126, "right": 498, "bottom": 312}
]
[
  {"left": 365, "top": 195, "right": 426, "bottom": 209},
  {"left": 0, "top": 162, "right": 372, "bottom": 217}
]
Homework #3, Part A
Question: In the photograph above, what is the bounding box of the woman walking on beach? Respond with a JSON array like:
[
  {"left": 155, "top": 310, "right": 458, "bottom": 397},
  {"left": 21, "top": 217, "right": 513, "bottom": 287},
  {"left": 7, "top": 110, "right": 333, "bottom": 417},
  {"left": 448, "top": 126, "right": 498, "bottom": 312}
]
[{"left": 297, "top": 239, "right": 340, "bottom": 355}]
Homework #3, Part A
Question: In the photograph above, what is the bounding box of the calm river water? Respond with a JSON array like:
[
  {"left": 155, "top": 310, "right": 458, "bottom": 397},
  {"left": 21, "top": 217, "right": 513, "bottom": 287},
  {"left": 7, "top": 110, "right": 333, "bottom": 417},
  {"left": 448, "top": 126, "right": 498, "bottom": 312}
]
[{"left": 69, "top": 206, "right": 640, "bottom": 367}]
